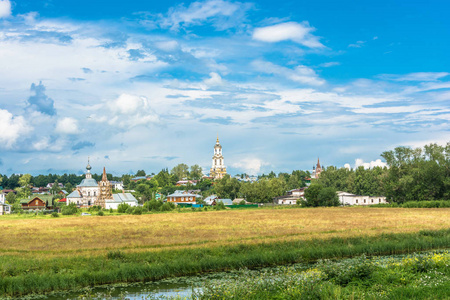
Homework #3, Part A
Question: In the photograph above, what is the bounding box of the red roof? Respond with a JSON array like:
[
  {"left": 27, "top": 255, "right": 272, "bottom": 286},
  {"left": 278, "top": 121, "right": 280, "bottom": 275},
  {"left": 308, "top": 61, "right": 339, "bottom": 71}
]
[{"left": 58, "top": 198, "right": 67, "bottom": 202}]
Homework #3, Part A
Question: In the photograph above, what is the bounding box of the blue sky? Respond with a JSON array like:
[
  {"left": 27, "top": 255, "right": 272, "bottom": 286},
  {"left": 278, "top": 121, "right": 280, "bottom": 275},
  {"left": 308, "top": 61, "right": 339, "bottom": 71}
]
[{"left": 0, "top": 0, "right": 449, "bottom": 176}]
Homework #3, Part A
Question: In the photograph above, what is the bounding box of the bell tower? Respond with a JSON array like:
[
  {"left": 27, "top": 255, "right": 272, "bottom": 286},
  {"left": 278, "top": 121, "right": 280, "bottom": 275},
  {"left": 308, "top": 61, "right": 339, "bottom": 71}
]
[
  {"left": 96, "top": 167, "right": 112, "bottom": 208},
  {"left": 210, "top": 135, "right": 227, "bottom": 179}
]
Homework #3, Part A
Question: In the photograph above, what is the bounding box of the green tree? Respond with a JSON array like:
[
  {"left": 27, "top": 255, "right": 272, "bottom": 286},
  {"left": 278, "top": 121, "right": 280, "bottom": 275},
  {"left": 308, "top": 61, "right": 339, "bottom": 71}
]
[
  {"left": 171, "top": 164, "right": 189, "bottom": 181},
  {"left": 50, "top": 180, "right": 61, "bottom": 195},
  {"left": 189, "top": 164, "right": 203, "bottom": 180},
  {"left": 135, "top": 170, "right": 146, "bottom": 176},
  {"left": 215, "top": 175, "right": 241, "bottom": 199},
  {"left": 5, "top": 192, "right": 16, "bottom": 204},
  {"left": 16, "top": 174, "right": 32, "bottom": 199}
]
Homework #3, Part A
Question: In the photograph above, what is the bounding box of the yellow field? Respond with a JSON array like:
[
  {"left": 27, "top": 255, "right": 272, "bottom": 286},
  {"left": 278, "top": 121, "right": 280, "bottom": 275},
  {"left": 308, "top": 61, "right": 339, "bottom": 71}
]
[{"left": 0, "top": 207, "right": 449, "bottom": 257}]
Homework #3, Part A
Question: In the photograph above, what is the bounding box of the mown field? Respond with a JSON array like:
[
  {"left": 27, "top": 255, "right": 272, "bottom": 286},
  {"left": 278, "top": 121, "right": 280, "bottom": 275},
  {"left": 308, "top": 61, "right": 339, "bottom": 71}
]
[
  {"left": 0, "top": 207, "right": 449, "bottom": 297},
  {"left": 0, "top": 207, "right": 449, "bottom": 256}
]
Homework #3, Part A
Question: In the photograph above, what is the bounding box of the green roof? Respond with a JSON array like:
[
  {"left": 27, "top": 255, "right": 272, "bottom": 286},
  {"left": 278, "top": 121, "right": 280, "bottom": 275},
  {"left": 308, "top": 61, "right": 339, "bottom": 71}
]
[{"left": 20, "top": 194, "right": 53, "bottom": 204}]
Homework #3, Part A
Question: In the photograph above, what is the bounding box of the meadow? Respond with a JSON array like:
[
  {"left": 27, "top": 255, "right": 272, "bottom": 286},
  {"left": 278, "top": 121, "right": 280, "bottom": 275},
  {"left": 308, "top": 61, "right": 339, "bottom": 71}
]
[{"left": 0, "top": 207, "right": 449, "bottom": 297}]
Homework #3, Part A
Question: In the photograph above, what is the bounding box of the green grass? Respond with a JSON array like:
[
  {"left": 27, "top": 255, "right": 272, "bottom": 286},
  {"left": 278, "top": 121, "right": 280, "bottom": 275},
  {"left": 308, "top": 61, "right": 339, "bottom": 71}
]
[
  {"left": 195, "top": 250, "right": 450, "bottom": 299},
  {"left": 1, "top": 228, "right": 450, "bottom": 297}
]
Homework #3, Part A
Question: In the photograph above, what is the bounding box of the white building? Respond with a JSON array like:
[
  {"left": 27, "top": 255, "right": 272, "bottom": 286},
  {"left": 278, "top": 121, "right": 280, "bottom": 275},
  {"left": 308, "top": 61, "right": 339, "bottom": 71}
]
[
  {"left": 273, "top": 188, "right": 306, "bottom": 205},
  {"left": 337, "top": 191, "right": 387, "bottom": 206},
  {"left": 67, "top": 160, "right": 99, "bottom": 207},
  {"left": 110, "top": 181, "right": 124, "bottom": 190},
  {"left": 105, "top": 193, "right": 138, "bottom": 210},
  {"left": 0, "top": 192, "right": 11, "bottom": 215},
  {"left": 210, "top": 135, "right": 227, "bottom": 179}
]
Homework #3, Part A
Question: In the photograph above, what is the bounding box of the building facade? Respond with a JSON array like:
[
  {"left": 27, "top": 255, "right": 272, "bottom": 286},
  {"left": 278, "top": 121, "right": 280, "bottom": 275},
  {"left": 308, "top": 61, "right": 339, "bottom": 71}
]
[
  {"left": 67, "top": 159, "right": 101, "bottom": 207},
  {"left": 96, "top": 167, "right": 112, "bottom": 208},
  {"left": 210, "top": 136, "right": 227, "bottom": 180},
  {"left": 166, "top": 190, "right": 201, "bottom": 204},
  {"left": 312, "top": 158, "right": 323, "bottom": 179},
  {"left": 337, "top": 191, "right": 387, "bottom": 206}
]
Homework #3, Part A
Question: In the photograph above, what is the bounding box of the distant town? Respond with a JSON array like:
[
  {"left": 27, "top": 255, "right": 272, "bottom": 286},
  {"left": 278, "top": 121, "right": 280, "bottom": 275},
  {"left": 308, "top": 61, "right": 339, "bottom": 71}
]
[{"left": 1, "top": 139, "right": 448, "bottom": 215}]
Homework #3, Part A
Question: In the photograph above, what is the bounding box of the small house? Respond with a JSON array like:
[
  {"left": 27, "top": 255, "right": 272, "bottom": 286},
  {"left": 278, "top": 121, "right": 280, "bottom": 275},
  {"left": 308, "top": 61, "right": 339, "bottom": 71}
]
[
  {"left": 166, "top": 190, "right": 201, "bottom": 204},
  {"left": 337, "top": 191, "right": 387, "bottom": 206},
  {"left": 105, "top": 193, "right": 138, "bottom": 209},
  {"left": 20, "top": 194, "right": 53, "bottom": 210}
]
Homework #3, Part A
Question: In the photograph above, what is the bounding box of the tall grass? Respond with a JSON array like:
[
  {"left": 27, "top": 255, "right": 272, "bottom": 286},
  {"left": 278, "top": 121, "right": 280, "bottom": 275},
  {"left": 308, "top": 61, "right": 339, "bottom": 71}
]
[{"left": 1, "top": 229, "right": 449, "bottom": 297}]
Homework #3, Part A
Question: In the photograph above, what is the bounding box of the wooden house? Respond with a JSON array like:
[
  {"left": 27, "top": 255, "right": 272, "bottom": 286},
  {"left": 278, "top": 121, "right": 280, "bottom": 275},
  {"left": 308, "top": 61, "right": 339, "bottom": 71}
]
[{"left": 20, "top": 194, "right": 53, "bottom": 210}]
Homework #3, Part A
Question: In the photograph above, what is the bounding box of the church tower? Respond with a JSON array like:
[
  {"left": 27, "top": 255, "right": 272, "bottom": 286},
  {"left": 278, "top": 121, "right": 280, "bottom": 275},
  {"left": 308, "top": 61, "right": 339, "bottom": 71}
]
[
  {"left": 96, "top": 167, "right": 112, "bottom": 208},
  {"left": 210, "top": 135, "right": 227, "bottom": 180},
  {"left": 314, "top": 158, "right": 323, "bottom": 179}
]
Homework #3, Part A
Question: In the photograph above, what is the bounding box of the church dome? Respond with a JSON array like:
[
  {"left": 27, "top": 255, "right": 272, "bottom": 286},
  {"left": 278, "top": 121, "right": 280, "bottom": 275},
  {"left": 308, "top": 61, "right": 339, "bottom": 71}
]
[{"left": 78, "top": 178, "right": 98, "bottom": 187}]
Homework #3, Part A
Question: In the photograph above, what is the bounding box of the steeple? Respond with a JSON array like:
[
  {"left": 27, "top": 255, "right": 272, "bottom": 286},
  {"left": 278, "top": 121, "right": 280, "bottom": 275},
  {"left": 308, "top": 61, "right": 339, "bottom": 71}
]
[
  {"left": 85, "top": 157, "right": 92, "bottom": 179},
  {"left": 316, "top": 157, "right": 320, "bottom": 169},
  {"left": 102, "top": 167, "right": 107, "bottom": 181},
  {"left": 216, "top": 133, "right": 219, "bottom": 144}
]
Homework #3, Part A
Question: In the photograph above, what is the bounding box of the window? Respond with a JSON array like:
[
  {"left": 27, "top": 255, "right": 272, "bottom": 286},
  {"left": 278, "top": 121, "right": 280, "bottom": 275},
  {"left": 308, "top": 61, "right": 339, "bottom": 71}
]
[
  {"left": 379, "top": 199, "right": 381, "bottom": 203},
  {"left": 371, "top": 199, "right": 373, "bottom": 203},
  {"left": 88, "top": 191, "right": 90, "bottom": 196},
  {"left": 181, "top": 197, "right": 184, "bottom": 201},
  {"left": 364, "top": 199, "right": 366, "bottom": 203},
  {"left": 356, "top": 199, "right": 358, "bottom": 203}
]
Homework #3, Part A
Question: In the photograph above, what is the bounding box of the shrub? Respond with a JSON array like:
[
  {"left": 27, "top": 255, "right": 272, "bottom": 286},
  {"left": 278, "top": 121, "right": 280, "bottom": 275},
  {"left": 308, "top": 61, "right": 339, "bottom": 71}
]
[
  {"left": 97, "top": 211, "right": 104, "bottom": 216},
  {"left": 214, "top": 201, "right": 226, "bottom": 210},
  {"left": 126, "top": 206, "right": 135, "bottom": 214},
  {"left": 51, "top": 212, "right": 59, "bottom": 218},
  {"left": 109, "top": 208, "right": 113, "bottom": 213},
  {"left": 161, "top": 202, "right": 175, "bottom": 211},
  {"left": 132, "top": 206, "right": 143, "bottom": 215},
  {"left": 144, "top": 199, "right": 164, "bottom": 212},
  {"left": 117, "top": 203, "right": 131, "bottom": 213},
  {"left": 239, "top": 200, "right": 246, "bottom": 205},
  {"left": 61, "top": 203, "right": 78, "bottom": 215}
]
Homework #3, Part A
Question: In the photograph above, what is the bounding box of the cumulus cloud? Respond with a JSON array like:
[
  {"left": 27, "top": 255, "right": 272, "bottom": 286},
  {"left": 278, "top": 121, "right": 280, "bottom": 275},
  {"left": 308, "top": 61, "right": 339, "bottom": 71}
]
[
  {"left": 252, "top": 60, "right": 325, "bottom": 86},
  {"left": 105, "top": 94, "right": 159, "bottom": 128},
  {"left": 26, "top": 82, "right": 56, "bottom": 116},
  {"left": 232, "top": 158, "right": 268, "bottom": 175},
  {"left": 252, "top": 22, "right": 323, "bottom": 48},
  {"left": 348, "top": 158, "right": 387, "bottom": 169},
  {"left": 0, "top": 0, "right": 11, "bottom": 18},
  {"left": 0, "top": 109, "right": 30, "bottom": 148},
  {"left": 348, "top": 40, "right": 365, "bottom": 48},
  {"left": 56, "top": 117, "right": 79, "bottom": 134}
]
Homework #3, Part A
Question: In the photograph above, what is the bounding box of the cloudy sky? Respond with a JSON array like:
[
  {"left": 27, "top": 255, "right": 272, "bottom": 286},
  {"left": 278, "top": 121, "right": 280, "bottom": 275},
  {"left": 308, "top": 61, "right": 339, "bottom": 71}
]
[{"left": 0, "top": 0, "right": 449, "bottom": 176}]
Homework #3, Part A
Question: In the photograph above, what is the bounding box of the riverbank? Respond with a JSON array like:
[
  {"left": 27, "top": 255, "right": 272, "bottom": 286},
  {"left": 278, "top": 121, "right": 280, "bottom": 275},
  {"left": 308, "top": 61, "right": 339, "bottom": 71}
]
[{"left": 1, "top": 228, "right": 450, "bottom": 297}]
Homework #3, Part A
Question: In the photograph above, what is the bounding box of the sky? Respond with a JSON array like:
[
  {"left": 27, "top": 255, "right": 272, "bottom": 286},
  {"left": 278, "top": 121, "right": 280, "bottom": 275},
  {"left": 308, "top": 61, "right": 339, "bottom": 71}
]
[{"left": 0, "top": 0, "right": 449, "bottom": 176}]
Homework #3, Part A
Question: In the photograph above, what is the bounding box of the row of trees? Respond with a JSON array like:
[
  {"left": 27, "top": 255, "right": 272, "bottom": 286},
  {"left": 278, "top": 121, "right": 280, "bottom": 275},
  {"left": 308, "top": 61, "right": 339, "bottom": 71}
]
[{"left": 317, "top": 143, "right": 450, "bottom": 203}]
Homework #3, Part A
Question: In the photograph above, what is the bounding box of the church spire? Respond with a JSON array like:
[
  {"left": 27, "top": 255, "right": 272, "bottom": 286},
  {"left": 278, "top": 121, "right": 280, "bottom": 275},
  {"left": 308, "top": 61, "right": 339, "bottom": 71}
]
[
  {"left": 102, "top": 167, "right": 107, "bottom": 181},
  {"left": 216, "top": 133, "right": 219, "bottom": 143}
]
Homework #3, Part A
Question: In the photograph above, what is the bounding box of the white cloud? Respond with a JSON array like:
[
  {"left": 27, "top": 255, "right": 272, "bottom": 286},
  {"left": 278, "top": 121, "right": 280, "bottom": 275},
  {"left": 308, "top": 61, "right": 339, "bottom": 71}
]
[
  {"left": 56, "top": 117, "right": 79, "bottom": 134},
  {"left": 353, "top": 158, "right": 387, "bottom": 169},
  {"left": 320, "top": 62, "right": 340, "bottom": 68},
  {"left": 379, "top": 72, "right": 450, "bottom": 82},
  {"left": 252, "top": 60, "right": 325, "bottom": 86},
  {"left": 0, "top": 0, "right": 11, "bottom": 18},
  {"left": 0, "top": 109, "right": 30, "bottom": 148},
  {"left": 104, "top": 94, "right": 159, "bottom": 128},
  {"left": 154, "top": 40, "right": 179, "bottom": 52},
  {"left": 252, "top": 22, "right": 323, "bottom": 48},
  {"left": 232, "top": 158, "right": 267, "bottom": 175},
  {"left": 348, "top": 40, "right": 365, "bottom": 48},
  {"left": 202, "top": 72, "right": 223, "bottom": 87},
  {"left": 160, "top": 0, "right": 248, "bottom": 31}
]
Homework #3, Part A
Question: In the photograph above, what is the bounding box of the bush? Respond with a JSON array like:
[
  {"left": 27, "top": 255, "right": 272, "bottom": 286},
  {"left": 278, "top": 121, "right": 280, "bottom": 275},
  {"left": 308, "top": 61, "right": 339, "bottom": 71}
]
[
  {"left": 97, "top": 211, "right": 104, "bottom": 216},
  {"left": 109, "top": 208, "right": 113, "bottom": 213},
  {"left": 51, "top": 212, "right": 59, "bottom": 218},
  {"left": 132, "top": 206, "right": 143, "bottom": 215},
  {"left": 61, "top": 203, "right": 78, "bottom": 215},
  {"left": 117, "top": 203, "right": 131, "bottom": 213},
  {"left": 161, "top": 202, "right": 175, "bottom": 211},
  {"left": 239, "top": 200, "right": 246, "bottom": 205},
  {"left": 126, "top": 206, "right": 135, "bottom": 214},
  {"left": 214, "top": 201, "right": 226, "bottom": 210},
  {"left": 144, "top": 199, "right": 163, "bottom": 212}
]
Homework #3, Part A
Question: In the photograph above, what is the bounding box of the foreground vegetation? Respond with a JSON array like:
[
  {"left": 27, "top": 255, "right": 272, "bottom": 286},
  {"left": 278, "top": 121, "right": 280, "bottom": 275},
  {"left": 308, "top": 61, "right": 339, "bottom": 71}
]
[
  {"left": 0, "top": 207, "right": 449, "bottom": 297},
  {"left": 196, "top": 250, "right": 450, "bottom": 299}
]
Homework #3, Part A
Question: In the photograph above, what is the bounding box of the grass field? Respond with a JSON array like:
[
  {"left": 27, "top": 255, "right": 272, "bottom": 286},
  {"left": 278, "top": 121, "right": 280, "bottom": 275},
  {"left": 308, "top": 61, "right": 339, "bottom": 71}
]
[
  {"left": 0, "top": 207, "right": 449, "bottom": 297},
  {"left": 0, "top": 207, "right": 449, "bottom": 256}
]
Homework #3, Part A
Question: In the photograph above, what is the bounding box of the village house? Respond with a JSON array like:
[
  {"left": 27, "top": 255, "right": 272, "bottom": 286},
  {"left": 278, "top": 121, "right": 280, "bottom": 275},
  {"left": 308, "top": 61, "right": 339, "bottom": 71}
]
[
  {"left": 110, "top": 181, "right": 124, "bottom": 190},
  {"left": 166, "top": 190, "right": 201, "bottom": 204},
  {"left": 176, "top": 180, "right": 198, "bottom": 186},
  {"left": 0, "top": 192, "right": 11, "bottom": 215},
  {"left": 204, "top": 195, "right": 233, "bottom": 206},
  {"left": 20, "top": 194, "right": 53, "bottom": 210},
  {"left": 105, "top": 192, "right": 138, "bottom": 209},
  {"left": 337, "top": 191, "right": 387, "bottom": 206},
  {"left": 273, "top": 188, "right": 307, "bottom": 205}
]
